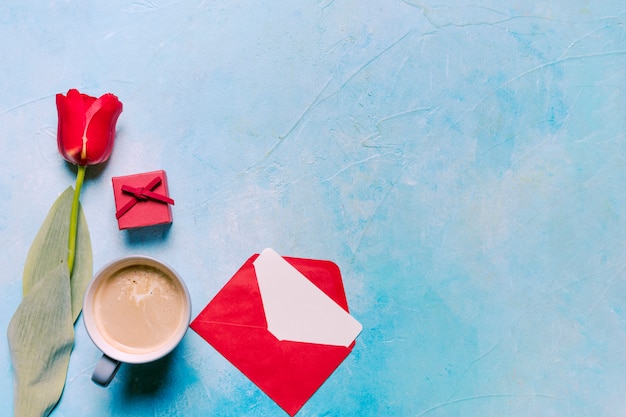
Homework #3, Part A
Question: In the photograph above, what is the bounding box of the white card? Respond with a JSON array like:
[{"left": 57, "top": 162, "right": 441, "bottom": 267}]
[{"left": 253, "top": 248, "right": 363, "bottom": 347}]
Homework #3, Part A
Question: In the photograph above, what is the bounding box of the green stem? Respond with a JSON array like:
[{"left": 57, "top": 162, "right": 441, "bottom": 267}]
[{"left": 68, "top": 165, "right": 86, "bottom": 276}]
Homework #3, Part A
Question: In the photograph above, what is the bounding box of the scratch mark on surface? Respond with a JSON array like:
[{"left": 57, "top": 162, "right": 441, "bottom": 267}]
[
  {"left": 577, "top": 132, "right": 626, "bottom": 145},
  {"left": 319, "top": 0, "right": 336, "bottom": 10},
  {"left": 67, "top": 363, "right": 98, "bottom": 383},
  {"left": 495, "top": 262, "right": 626, "bottom": 352},
  {"left": 121, "top": 0, "right": 186, "bottom": 13},
  {"left": 2, "top": 81, "right": 134, "bottom": 117},
  {"left": 157, "top": 28, "right": 186, "bottom": 49},
  {"left": 121, "top": 0, "right": 159, "bottom": 12},
  {"left": 360, "top": 107, "right": 436, "bottom": 150},
  {"left": 583, "top": 263, "right": 625, "bottom": 319},
  {"left": 382, "top": 337, "right": 407, "bottom": 344},
  {"left": 557, "top": 24, "right": 613, "bottom": 60},
  {"left": 444, "top": 343, "right": 500, "bottom": 400},
  {"left": 360, "top": 132, "right": 384, "bottom": 149},
  {"left": 508, "top": 137, "right": 551, "bottom": 169},
  {"left": 320, "top": 153, "right": 395, "bottom": 183},
  {"left": 246, "top": 30, "right": 414, "bottom": 172},
  {"left": 416, "top": 393, "right": 555, "bottom": 416},
  {"left": 377, "top": 107, "right": 435, "bottom": 124},
  {"left": 327, "top": 30, "right": 414, "bottom": 102},
  {"left": 403, "top": 1, "right": 626, "bottom": 26},
  {"left": 504, "top": 186, "right": 582, "bottom": 243},
  {"left": 349, "top": 165, "right": 407, "bottom": 263},
  {"left": 455, "top": 50, "right": 626, "bottom": 127},
  {"left": 405, "top": 3, "right": 514, "bottom": 29},
  {"left": 322, "top": 36, "right": 356, "bottom": 58},
  {"left": 258, "top": 77, "right": 334, "bottom": 163},
  {"left": 0, "top": 94, "right": 56, "bottom": 116}
]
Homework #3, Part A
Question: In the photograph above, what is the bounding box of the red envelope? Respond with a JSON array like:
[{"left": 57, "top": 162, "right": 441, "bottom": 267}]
[{"left": 190, "top": 251, "right": 359, "bottom": 416}]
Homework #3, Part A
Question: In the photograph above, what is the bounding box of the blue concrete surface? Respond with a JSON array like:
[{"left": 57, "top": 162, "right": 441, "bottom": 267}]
[{"left": 1, "top": 1, "right": 625, "bottom": 416}]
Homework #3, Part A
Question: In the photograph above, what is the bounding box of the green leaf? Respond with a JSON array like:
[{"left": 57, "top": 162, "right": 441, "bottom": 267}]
[
  {"left": 8, "top": 187, "right": 94, "bottom": 416},
  {"left": 22, "top": 186, "right": 93, "bottom": 322},
  {"left": 8, "top": 263, "right": 74, "bottom": 417}
]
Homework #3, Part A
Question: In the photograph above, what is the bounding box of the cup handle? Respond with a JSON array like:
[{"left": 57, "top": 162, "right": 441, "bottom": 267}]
[{"left": 92, "top": 354, "right": 121, "bottom": 387}]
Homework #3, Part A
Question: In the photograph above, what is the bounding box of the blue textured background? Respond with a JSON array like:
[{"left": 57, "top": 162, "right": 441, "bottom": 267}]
[{"left": 1, "top": 1, "right": 625, "bottom": 416}]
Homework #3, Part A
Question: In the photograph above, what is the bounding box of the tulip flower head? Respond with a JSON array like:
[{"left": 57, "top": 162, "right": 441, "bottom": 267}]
[{"left": 56, "top": 89, "right": 123, "bottom": 166}]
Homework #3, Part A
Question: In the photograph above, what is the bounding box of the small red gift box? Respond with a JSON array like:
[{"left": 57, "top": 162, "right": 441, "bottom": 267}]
[{"left": 112, "top": 170, "right": 174, "bottom": 230}]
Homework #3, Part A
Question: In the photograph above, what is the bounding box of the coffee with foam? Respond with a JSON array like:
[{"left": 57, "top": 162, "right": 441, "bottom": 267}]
[{"left": 92, "top": 265, "right": 187, "bottom": 354}]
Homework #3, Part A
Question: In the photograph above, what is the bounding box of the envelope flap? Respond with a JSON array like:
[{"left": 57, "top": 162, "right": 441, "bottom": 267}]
[
  {"left": 191, "top": 255, "right": 267, "bottom": 329},
  {"left": 191, "top": 252, "right": 352, "bottom": 332},
  {"left": 282, "top": 256, "right": 349, "bottom": 312},
  {"left": 203, "top": 324, "right": 352, "bottom": 416}
]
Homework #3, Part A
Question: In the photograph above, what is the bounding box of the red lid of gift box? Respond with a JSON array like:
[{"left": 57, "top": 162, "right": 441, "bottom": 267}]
[{"left": 112, "top": 170, "right": 174, "bottom": 230}]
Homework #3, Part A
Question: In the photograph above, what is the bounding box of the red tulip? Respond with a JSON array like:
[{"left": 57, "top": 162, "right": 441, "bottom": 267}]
[{"left": 56, "top": 89, "right": 123, "bottom": 166}]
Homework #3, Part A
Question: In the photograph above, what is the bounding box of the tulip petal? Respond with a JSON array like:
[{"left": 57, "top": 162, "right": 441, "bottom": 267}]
[
  {"left": 84, "top": 94, "right": 122, "bottom": 164},
  {"left": 56, "top": 91, "right": 87, "bottom": 164},
  {"left": 82, "top": 98, "right": 105, "bottom": 162}
]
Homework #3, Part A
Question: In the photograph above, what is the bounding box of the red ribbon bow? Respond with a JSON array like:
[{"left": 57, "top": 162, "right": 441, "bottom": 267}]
[{"left": 115, "top": 176, "right": 175, "bottom": 219}]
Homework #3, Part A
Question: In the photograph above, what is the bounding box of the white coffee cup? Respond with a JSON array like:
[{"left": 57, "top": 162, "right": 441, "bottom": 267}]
[{"left": 83, "top": 256, "right": 191, "bottom": 386}]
